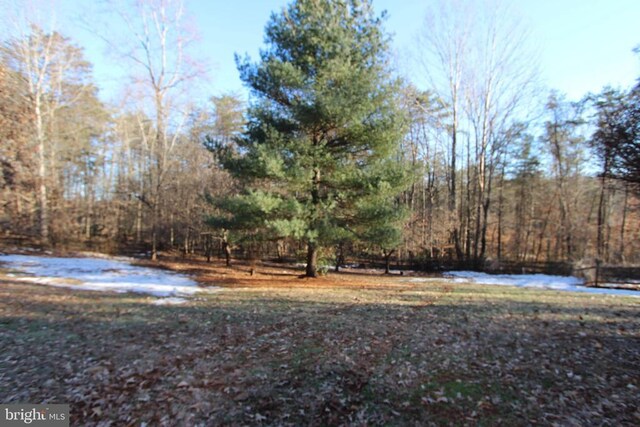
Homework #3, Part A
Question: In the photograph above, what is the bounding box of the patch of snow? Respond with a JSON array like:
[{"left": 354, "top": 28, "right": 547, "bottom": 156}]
[
  {"left": 153, "top": 297, "right": 188, "bottom": 305},
  {"left": 447, "top": 271, "right": 582, "bottom": 288},
  {"left": 443, "top": 271, "right": 639, "bottom": 297},
  {"left": 0, "top": 254, "right": 219, "bottom": 298}
]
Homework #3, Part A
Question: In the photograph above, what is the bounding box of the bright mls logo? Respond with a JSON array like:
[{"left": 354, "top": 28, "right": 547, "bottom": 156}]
[{"left": 1, "top": 405, "right": 69, "bottom": 426}]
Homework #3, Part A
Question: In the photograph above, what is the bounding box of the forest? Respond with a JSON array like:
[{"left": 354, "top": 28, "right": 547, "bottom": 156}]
[
  {"left": 1, "top": 1, "right": 640, "bottom": 425},
  {"left": 1, "top": 0, "right": 639, "bottom": 278}
]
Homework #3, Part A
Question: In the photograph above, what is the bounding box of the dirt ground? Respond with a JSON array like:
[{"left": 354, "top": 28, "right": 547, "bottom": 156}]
[{"left": 1, "top": 256, "right": 639, "bottom": 426}]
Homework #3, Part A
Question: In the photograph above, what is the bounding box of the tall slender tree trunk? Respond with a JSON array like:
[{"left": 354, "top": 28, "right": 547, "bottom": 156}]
[
  {"left": 85, "top": 193, "right": 93, "bottom": 240},
  {"left": 596, "top": 173, "right": 607, "bottom": 264},
  {"left": 619, "top": 183, "right": 629, "bottom": 263},
  {"left": 183, "top": 227, "right": 190, "bottom": 257},
  {"left": 35, "top": 98, "right": 49, "bottom": 243},
  {"left": 479, "top": 160, "right": 495, "bottom": 263},
  {"left": 223, "top": 231, "right": 232, "bottom": 267},
  {"left": 450, "top": 109, "right": 461, "bottom": 260},
  {"left": 428, "top": 180, "right": 434, "bottom": 259},
  {"left": 306, "top": 242, "right": 318, "bottom": 278},
  {"left": 135, "top": 177, "right": 143, "bottom": 243},
  {"left": 473, "top": 147, "right": 485, "bottom": 265},
  {"left": 421, "top": 179, "right": 427, "bottom": 247},
  {"left": 305, "top": 167, "right": 321, "bottom": 277},
  {"left": 480, "top": 198, "right": 490, "bottom": 262},
  {"left": 151, "top": 196, "right": 159, "bottom": 261},
  {"left": 151, "top": 96, "right": 164, "bottom": 262},
  {"left": 594, "top": 173, "right": 606, "bottom": 287},
  {"left": 496, "top": 166, "right": 505, "bottom": 261},
  {"left": 135, "top": 199, "right": 143, "bottom": 243},
  {"left": 464, "top": 136, "right": 472, "bottom": 263},
  {"left": 169, "top": 213, "right": 175, "bottom": 247}
]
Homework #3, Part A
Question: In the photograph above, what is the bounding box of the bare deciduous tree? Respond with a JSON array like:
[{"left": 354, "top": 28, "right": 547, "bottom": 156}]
[
  {"left": 2, "top": 5, "right": 100, "bottom": 244},
  {"left": 416, "top": 0, "right": 540, "bottom": 266},
  {"left": 104, "top": 0, "right": 205, "bottom": 259}
]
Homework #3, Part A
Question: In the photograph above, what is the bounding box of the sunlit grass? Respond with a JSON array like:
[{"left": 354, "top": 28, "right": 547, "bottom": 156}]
[{"left": 1, "top": 265, "right": 638, "bottom": 425}]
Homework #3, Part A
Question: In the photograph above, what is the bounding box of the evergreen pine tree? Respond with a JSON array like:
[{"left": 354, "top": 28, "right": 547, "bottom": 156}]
[{"left": 212, "top": 0, "right": 408, "bottom": 277}]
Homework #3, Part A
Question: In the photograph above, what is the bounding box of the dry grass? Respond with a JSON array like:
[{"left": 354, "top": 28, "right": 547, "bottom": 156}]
[{"left": 1, "top": 256, "right": 639, "bottom": 426}]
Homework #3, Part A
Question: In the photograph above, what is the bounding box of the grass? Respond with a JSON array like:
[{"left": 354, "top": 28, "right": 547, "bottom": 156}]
[{"left": 0, "top": 257, "right": 639, "bottom": 426}]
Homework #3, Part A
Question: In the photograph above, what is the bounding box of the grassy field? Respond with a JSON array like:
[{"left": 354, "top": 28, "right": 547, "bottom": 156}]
[{"left": 1, "top": 258, "right": 639, "bottom": 426}]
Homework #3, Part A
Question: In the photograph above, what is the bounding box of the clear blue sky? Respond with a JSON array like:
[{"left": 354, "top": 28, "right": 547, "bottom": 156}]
[
  {"left": 10, "top": 0, "right": 640, "bottom": 103},
  {"left": 198, "top": 0, "right": 639, "bottom": 101}
]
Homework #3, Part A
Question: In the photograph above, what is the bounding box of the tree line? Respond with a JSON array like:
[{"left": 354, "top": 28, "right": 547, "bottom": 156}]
[{"left": 1, "top": 0, "right": 638, "bottom": 277}]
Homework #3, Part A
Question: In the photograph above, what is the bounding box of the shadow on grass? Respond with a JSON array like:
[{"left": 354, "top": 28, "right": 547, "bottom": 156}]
[{"left": 1, "top": 278, "right": 639, "bottom": 426}]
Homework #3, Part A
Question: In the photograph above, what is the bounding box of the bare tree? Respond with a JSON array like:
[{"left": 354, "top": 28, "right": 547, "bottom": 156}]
[
  {"left": 103, "top": 0, "right": 205, "bottom": 260},
  {"left": 416, "top": 0, "right": 539, "bottom": 266},
  {"left": 0, "top": 61, "right": 35, "bottom": 234},
  {"left": 2, "top": 3, "right": 99, "bottom": 243},
  {"left": 3, "top": 25, "right": 55, "bottom": 242},
  {"left": 542, "top": 92, "right": 587, "bottom": 261},
  {"left": 416, "top": 0, "right": 475, "bottom": 260}
]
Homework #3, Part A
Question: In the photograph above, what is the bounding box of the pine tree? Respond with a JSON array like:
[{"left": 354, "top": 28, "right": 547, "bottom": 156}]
[{"left": 212, "top": 0, "right": 407, "bottom": 277}]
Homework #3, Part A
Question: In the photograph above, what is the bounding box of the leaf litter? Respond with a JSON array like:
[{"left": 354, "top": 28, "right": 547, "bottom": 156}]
[{"left": 0, "top": 256, "right": 638, "bottom": 425}]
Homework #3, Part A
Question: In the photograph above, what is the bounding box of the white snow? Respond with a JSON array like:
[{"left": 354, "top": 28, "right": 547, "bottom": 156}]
[
  {"left": 2, "top": 254, "right": 634, "bottom": 299},
  {"left": 438, "top": 271, "right": 639, "bottom": 297},
  {"left": 153, "top": 297, "right": 189, "bottom": 305},
  {"left": 0, "top": 254, "right": 219, "bottom": 299}
]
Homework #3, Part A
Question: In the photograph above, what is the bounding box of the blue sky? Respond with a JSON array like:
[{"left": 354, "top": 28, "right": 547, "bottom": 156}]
[
  {"left": 7, "top": 0, "right": 639, "bottom": 103},
  {"left": 197, "top": 0, "right": 639, "bottom": 101}
]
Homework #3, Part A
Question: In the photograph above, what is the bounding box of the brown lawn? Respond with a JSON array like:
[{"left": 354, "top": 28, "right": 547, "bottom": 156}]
[{"left": 1, "top": 256, "right": 639, "bottom": 426}]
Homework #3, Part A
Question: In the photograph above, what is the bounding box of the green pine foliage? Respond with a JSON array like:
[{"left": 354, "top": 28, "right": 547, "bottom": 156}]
[{"left": 211, "top": 0, "right": 409, "bottom": 276}]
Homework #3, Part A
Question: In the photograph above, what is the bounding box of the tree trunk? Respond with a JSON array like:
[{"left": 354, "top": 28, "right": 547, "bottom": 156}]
[
  {"left": 151, "top": 200, "right": 159, "bottom": 261},
  {"left": 383, "top": 249, "right": 394, "bottom": 274},
  {"left": 306, "top": 165, "right": 321, "bottom": 278},
  {"left": 619, "top": 183, "right": 628, "bottom": 263},
  {"left": 85, "top": 200, "right": 92, "bottom": 240},
  {"left": 224, "top": 243, "right": 231, "bottom": 267},
  {"left": 449, "top": 110, "right": 460, "bottom": 261},
  {"left": 36, "top": 98, "right": 49, "bottom": 243},
  {"left": 427, "top": 172, "right": 435, "bottom": 258},
  {"left": 497, "top": 167, "right": 504, "bottom": 260},
  {"left": 170, "top": 213, "right": 174, "bottom": 247},
  {"left": 464, "top": 134, "right": 473, "bottom": 263},
  {"left": 596, "top": 174, "right": 607, "bottom": 264},
  {"left": 221, "top": 230, "right": 232, "bottom": 266},
  {"left": 151, "top": 228, "right": 158, "bottom": 260},
  {"left": 135, "top": 184, "right": 143, "bottom": 243},
  {"left": 334, "top": 243, "right": 344, "bottom": 273},
  {"left": 205, "top": 236, "right": 212, "bottom": 263},
  {"left": 84, "top": 171, "right": 93, "bottom": 240},
  {"left": 306, "top": 242, "right": 318, "bottom": 278}
]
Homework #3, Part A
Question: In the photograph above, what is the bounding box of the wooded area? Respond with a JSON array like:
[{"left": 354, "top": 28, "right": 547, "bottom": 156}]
[
  {"left": 1, "top": 0, "right": 639, "bottom": 277},
  {"left": 1, "top": 2, "right": 639, "bottom": 424}
]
